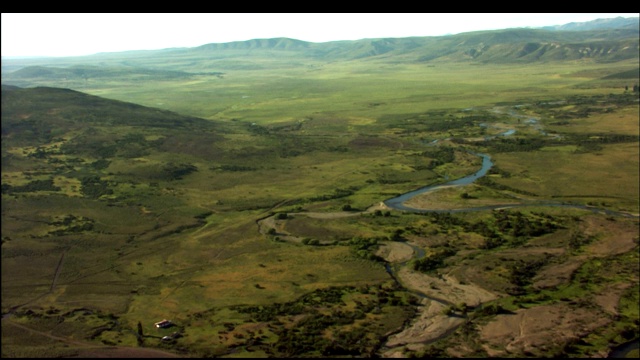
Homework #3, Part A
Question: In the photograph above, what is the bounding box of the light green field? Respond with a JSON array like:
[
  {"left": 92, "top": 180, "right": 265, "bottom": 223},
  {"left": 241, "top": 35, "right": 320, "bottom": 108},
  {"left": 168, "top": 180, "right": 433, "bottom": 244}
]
[{"left": 69, "top": 60, "right": 639, "bottom": 123}]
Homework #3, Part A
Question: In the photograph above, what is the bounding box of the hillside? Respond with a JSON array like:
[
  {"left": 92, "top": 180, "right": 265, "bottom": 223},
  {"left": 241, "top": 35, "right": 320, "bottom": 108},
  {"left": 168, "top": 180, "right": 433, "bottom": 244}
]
[
  {"left": 2, "top": 18, "right": 638, "bottom": 80},
  {"left": 1, "top": 16, "right": 639, "bottom": 359}
]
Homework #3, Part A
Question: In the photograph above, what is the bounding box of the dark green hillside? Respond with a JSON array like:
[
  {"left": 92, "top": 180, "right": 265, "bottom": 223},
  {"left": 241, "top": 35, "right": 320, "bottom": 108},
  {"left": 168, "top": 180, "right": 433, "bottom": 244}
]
[
  {"left": 2, "top": 65, "right": 219, "bottom": 88},
  {"left": 1, "top": 86, "right": 214, "bottom": 129},
  {"left": 8, "top": 65, "right": 196, "bottom": 80},
  {"left": 602, "top": 67, "right": 640, "bottom": 79},
  {"left": 1, "top": 87, "right": 219, "bottom": 145},
  {"left": 1, "top": 87, "right": 237, "bottom": 186}
]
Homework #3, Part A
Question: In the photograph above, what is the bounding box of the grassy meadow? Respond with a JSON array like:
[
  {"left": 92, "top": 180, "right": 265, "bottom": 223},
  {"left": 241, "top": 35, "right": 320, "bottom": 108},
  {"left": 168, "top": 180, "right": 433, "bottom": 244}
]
[{"left": 2, "top": 47, "right": 639, "bottom": 358}]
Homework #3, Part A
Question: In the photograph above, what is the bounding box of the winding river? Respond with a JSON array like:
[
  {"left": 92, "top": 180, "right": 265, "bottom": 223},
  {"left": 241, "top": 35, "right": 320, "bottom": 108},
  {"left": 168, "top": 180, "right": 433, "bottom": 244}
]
[
  {"left": 260, "top": 109, "right": 637, "bottom": 357},
  {"left": 375, "top": 115, "right": 638, "bottom": 356},
  {"left": 381, "top": 105, "right": 637, "bottom": 218},
  {"left": 383, "top": 153, "right": 493, "bottom": 212},
  {"left": 382, "top": 153, "right": 638, "bottom": 218},
  {"left": 378, "top": 148, "right": 638, "bottom": 356}
]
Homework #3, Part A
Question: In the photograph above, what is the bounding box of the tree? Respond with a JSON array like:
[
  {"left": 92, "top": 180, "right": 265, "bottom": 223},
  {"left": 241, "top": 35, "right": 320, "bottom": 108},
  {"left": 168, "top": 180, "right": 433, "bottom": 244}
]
[
  {"left": 456, "top": 302, "right": 468, "bottom": 315},
  {"left": 389, "top": 229, "right": 404, "bottom": 242},
  {"left": 136, "top": 321, "right": 145, "bottom": 346}
]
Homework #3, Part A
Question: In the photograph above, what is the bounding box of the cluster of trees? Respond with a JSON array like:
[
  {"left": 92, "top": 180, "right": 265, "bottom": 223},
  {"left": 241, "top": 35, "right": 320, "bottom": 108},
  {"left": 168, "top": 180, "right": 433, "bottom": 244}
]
[
  {"left": 231, "top": 284, "right": 415, "bottom": 357},
  {"left": 421, "top": 146, "right": 456, "bottom": 169},
  {"left": 1, "top": 178, "right": 61, "bottom": 194},
  {"left": 465, "top": 210, "right": 563, "bottom": 249},
  {"left": 507, "top": 258, "right": 548, "bottom": 294},
  {"left": 210, "top": 164, "right": 257, "bottom": 172},
  {"left": 61, "top": 139, "right": 117, "bottom": 159},
  {"left": 475, "top": 176, "right": 538, "bottom": 196},
  {"left": 161, "top": 162, "right": 198, "bottom": 181},
  {"left": 423, "top": 116, "right": 484, "bottom": 132},
  {"left": 90, "top": 159, "right": 111, "bottom": 170},
  {"left": 308, "top": 186, "right": 358, "bottom": 202},
  {"left": 423, "top": 212, "right": 470, "bottom": 230},
  {"left": 568, "top": 230, "right": 596, "bottom": 251},
  {"left": 569, "top": 133, "right": 639, "bottom": 145},
  {"left": 26, "top": 146, "right": 57, "bottom": 159},
  {"left": 482, "top": 137, "right": 546, "bottom": 152},
  {"left": 46, "top": 215, "right": 95, "bottom": 235},
  {"left": 412, "top": 246, "right": 457, "bottom": 273},
  {"left": 372, "top": 209, "right": 392, "bottom": 217},
  {"left": 348, "top": 236, "right": 384, "bottom": 261},
  {"left": 80, "top": 175, "right": 113, "bottom": 198}
]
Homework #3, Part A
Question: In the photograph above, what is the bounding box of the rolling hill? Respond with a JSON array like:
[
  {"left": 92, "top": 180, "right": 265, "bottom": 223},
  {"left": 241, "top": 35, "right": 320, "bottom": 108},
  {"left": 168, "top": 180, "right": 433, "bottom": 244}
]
[
  {"left": 2, "top": 16, "right": 638, "bottom": 81},
  {"left": 1, "top": 16, "right": 639, "bottom": 359}
]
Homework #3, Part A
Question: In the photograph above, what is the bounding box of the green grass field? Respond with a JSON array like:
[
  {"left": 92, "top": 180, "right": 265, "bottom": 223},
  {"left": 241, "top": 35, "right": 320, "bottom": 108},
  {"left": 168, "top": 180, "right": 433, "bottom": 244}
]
[{"left": 2, "top": 49, "right": 639, "bottom": 358}]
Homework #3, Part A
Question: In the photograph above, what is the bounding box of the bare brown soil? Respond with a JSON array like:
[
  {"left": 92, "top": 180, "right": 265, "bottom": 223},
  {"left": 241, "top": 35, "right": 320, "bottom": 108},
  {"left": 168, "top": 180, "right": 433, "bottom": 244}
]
[
  {"left": 374, "top": 212, "right": 638, "bottom": 357},
  {"left": 377, "top": 246, "right": 500, "bottom": 357},
  {"left": 477, "top": 303, "right": 611, "bottom": 358}
]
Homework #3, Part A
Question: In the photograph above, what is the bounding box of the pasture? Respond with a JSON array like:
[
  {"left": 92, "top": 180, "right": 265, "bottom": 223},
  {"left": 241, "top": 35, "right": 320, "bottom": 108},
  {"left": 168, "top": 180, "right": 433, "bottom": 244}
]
[{"left": 2, "top": 51, "right": 639, "bottom": 358}]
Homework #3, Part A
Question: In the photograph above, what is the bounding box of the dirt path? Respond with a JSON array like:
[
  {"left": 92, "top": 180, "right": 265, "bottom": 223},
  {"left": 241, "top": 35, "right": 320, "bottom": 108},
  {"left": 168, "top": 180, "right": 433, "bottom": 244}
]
[
  {"left": 51, "top": 249, "right": 66, "bottom": 291},
  {"left": 2, "top": 319, "right": 182, "bottom": 358}
]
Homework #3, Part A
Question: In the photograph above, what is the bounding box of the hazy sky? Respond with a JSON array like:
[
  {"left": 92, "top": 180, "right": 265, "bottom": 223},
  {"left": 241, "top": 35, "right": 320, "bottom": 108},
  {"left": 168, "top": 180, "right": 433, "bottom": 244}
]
[{"left": 2, "top": 13, "right": 638, "bottom": 58}]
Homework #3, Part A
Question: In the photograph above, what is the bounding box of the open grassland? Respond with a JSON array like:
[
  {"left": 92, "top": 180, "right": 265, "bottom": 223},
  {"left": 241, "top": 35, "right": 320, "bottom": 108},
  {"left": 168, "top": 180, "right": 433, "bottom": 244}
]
[
  {"left": 491, "top": 143, "right": 639, "bottom": 213},
  {"left": 45, "top": 59, "right": 640, "bottom": 124},
  {"left": 2, "top": 53, "right": 639, "bottom": 358}
]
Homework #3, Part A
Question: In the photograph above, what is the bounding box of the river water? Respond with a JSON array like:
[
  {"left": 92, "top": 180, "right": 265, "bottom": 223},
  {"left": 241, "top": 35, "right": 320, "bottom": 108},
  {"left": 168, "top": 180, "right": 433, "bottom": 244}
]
[
  {"left": 380, "top": 151, "right": 638, "bottom": 356},
  {"left": 382, "top": 152, "right": 638, "bottom": 218},
  {"left": 383, "top": 153, "right": 493, "bottom": 212},
  {"left": 379, "top": 112, "right": 638, "bottom": 356},
  {"left": 608, "top": 339, "right": 639, "bottom": 358}
]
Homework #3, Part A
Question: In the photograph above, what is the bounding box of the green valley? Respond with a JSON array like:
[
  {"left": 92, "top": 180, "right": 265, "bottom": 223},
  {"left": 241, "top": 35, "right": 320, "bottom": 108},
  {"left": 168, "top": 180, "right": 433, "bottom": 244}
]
[{"left": 2, "top": 23, "right": 639, "bottom": 358}]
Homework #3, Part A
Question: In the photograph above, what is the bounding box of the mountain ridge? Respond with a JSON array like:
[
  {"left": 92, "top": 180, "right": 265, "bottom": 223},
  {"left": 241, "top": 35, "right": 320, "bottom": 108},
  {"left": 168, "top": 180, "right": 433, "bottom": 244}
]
[{"left": 2, "top": 16, "right": 638, "bottom": 74}]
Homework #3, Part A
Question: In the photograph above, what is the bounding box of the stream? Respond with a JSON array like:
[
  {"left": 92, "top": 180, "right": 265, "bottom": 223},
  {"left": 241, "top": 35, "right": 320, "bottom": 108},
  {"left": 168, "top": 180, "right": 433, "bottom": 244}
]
[
  {"left": 383, "top": 152, "right": 493, "bottom": 212},
  {"left": 376, "top": 113, "right": 638, "bottom": 356},
  {"left": 382, "top": 151, "right": 638, "bottom": 218},
  {"left": 381, "top": 105, "right": 634, "bottom": 215}
]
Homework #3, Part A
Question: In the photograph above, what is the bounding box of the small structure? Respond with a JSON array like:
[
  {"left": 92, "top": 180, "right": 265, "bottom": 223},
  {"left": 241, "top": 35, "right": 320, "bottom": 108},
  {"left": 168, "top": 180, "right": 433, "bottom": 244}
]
[
  {"left": 154, "top": 319, "right": 172, "bottom": 328},
  {"left": 161, "top": 332, "right": 182, "bottom": 342}
]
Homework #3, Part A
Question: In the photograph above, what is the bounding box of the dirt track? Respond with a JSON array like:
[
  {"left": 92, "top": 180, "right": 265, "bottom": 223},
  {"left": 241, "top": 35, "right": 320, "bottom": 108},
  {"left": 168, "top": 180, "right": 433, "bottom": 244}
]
[{"left": 2, "top": 320, "right": 182, "bottom": 358}]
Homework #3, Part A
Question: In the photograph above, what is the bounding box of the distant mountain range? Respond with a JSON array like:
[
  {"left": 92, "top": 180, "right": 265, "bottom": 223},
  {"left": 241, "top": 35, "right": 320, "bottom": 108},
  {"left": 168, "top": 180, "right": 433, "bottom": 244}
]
[
  {"left": 2, "top": 16, "right": 638, "bottom": 81},
  {"left": 535, "top": 16, "right": 638, "bottom": 31}
]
